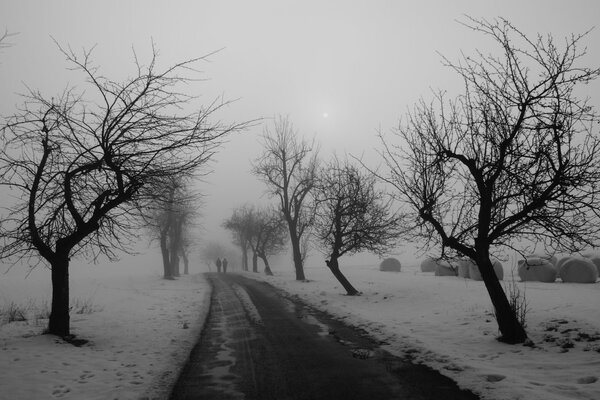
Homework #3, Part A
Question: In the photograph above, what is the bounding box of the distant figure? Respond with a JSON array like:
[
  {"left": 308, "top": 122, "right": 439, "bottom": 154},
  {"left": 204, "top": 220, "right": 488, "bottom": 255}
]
[
  {"left": 216, "top": 258, "right": 222, "bottom": 273},
  {"left": 222, "top": 258, "right": 228, "bottom": 273}
]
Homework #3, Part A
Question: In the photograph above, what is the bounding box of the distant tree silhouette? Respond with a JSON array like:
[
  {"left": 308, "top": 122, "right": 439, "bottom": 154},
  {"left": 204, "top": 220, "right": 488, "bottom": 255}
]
[
  {"left": 249, "top": 207, "right": 287, "bottom": 276},
  {"left": 146, "top": 176, "right": 199, "bottom": 279},
  {"left": 223, "top": 205, "right": 255, "bottom": 272},
  {"left": 0, "top": 44, "right": 246, "bottom": 337},
  {"left": 379, "top": 17, "right": 600, "bottom": 343},
  {"left": 253, "top": 116, "right": 318, "bottom": 280}
]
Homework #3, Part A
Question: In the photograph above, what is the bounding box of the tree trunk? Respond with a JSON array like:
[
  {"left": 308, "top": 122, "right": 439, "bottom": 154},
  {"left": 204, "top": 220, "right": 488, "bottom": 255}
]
[
  {"left": 160, "top": 232, "right": 173, "bottom": 279},
  {"left": 260, "top": 255, "right": 274, "bottom": 276},
  {"left": 252, "top": 252, "right": 258, "bottom": 273},
  {"left": 182, "top": 249, "right": 189, "bottom": 275},
  {"left": 242, "top": 245, "right": 249, "bottom": 271},
  {"left": 475, "top": 246, "right": 527, "bottom": 344},
  {"left": 326, "top": 257, "right": 359, "bottom": 296},
  {"left": 170, "top": 227, "right": 180, "bottom": 277},
  {"left": 171, "top": 252, "right": 180, "bottom": 277},
  {"left": 48, "top": 255, "right": 70, "bottom": 336},
  {"left": 289, "top": 228, "right": 306, "bottom": 280}
]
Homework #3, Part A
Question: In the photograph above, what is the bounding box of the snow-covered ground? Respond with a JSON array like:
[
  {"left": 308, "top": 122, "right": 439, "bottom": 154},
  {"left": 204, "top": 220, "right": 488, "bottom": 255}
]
[
  {"left": 1, "top": 253, "right": 599, "bottom": 400},
  {"left": 245, "top": 260, "right": 600, "bottom": 400},
  {"left": 0, "top": 252, "right": 211, "bottom": 400}
]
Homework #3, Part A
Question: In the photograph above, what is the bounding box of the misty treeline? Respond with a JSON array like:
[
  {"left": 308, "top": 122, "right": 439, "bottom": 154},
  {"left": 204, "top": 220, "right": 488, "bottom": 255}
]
[
  {"left": 0, "top": 44, "right": 249, "bottom": 337},
  {"left": 226, "top": 17, "right": 600, "bottom": 345}
]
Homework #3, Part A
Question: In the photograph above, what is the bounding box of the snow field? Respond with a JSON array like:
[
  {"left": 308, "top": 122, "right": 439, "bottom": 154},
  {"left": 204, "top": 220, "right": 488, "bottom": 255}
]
[{"left": 0, "top": 256, "right": 211, "bottom": 400}]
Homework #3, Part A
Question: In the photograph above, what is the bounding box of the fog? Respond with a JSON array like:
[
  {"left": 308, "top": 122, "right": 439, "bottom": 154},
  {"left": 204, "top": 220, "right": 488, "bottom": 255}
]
[{"left": 2, "top": 1, "right": 600, "bottom": 273}]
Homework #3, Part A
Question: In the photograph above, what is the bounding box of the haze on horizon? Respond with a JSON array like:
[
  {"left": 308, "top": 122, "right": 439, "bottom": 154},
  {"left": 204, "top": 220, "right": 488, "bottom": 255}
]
[{"left": 1, "top": 0, "right": 600, "bottom": 271}]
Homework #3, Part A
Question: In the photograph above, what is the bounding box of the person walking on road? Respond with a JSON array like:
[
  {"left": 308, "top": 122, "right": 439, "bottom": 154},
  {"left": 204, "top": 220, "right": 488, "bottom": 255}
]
[
  {"left": 222, "top": 258, "right": 228, "bottom": 273},
  {"left": 216, "top": 258, "right": 222, "bottom": 273}
]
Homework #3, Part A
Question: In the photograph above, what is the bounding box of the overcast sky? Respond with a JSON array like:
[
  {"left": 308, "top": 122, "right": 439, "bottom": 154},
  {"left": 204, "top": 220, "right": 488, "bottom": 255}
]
[{"left": 2, "top": 1, "right": 600, "bottom": 266}]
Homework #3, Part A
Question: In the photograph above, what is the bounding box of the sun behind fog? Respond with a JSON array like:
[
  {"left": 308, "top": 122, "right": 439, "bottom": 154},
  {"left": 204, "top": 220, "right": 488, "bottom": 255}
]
[{"left": 322, "top": 112, "right": 329, "bottom": 118}]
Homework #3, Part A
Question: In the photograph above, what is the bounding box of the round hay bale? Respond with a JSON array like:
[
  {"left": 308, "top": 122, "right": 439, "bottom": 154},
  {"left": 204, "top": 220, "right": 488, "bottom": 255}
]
[
  {"left": 420, "top": 258, "right": 437, "bottom": 273},
  {"left": 469, "top": 259, "right": 504, "bottom": 281},
  {"left": 434, "top": 260, "right": 457, "bottom": 276},
  {"left": 379, "top": 257, "right": 401, "bottom": 272},
  {"left": 556, "top": 256, "right": 574, "bottom": 271},
  {"left": 518, "top": 260, "right": 557, "bottom": 282},
  {"left": 580, "top": 252, "right": 600, "bottom": 276},
  {"left": 558, "top": 257, "right": 598, "bottom": 283}
]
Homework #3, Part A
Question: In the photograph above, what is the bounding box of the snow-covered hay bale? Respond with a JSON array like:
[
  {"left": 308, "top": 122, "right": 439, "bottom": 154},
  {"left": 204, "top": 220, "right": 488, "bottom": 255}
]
[
  {"left": 379, "top": 257, "right": 401, "bottom": 272},
  {"left": 556, "top": 256, "right": 574, "bottom": 271},
  {"left": 518, "top": 259, "right": 557, "bottom": 282},
  {"left": 580, "top": 252, "right": 600, "bottom": 276},
  {"left": 469, "top": 259, "right": 504, "bottom": 281},
  {"left": 518, "top": 254, "right": 557, "bottom": 267},
  {"left": 457, "top": 259, "right": 472, "bottom": 279},
  {"left": 420, "top": 258, "right": 437, "bottom": 273},
  {"left": 434, "top": 260, "right": 457, "bottom": 276},
  {"left": 558, "top": 257, "right": 598, "bottom": 283}
]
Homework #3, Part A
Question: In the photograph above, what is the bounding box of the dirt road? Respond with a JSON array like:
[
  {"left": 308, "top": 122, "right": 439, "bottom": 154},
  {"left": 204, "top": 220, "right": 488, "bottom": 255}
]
[{"left": 169, "top": 273, "right": 479, "bottom": 400}]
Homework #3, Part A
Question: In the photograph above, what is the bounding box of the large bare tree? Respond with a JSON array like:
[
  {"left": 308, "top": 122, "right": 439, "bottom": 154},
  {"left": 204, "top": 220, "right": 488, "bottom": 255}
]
[
  {"left": 313, "top": 157, "right": 401, "bottom": 295},
  {"left": 253, "top": 116, "right": 318, "bottom": 280},
  {"left": 379, "top": 17, "right": 600, "bottom": 343},
  {"left": 0, "top": 45, "right": 246, "bottom": 337}
]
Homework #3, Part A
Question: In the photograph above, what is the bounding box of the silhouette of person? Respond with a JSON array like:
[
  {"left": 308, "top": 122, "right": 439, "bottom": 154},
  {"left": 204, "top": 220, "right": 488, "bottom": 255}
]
[
  {"left": 222, "top": 258, "right": 228, "bottom": 273},
  {"left": 216, "top": 257, "right": 222, "bottom": 273}
]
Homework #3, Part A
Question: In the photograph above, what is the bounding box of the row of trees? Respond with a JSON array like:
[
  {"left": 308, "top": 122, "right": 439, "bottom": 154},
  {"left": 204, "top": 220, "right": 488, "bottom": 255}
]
[
  {"left": 232, "top": 17, "right": 600, "bottom": 345},
  {"left": 0, "top": 44, "right": 247, "bottom": 337},
  {"left": 223, "top": 205, "right": 287, "bottom": 275},
  {"left": 224, "top": 116, "right": 403, "bottom": 296}
]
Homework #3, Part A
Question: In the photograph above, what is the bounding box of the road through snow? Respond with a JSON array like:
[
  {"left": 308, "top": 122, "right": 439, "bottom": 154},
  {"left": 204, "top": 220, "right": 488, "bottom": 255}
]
[{"left": 169, "top": 273, "right": 479, "bottom": 400}]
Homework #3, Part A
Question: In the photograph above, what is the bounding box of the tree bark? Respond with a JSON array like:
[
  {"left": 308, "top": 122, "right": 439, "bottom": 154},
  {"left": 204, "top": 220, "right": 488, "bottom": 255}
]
[
  {"left": 475, "top": 243, "right": 527, "bottom": 344},
  {"left": 289, "top": 227, "right": 306, "bottom": 280},
  {"left": 326, "top": 257, "right": 359, "bottom": 296},
  {"left": 48, "top": 255, "right": 70, "bottom": 336},
  {"left": 242, "top": 245, "right": 249, "bottom": 271},
  {"left": 252, "top": 252, "right": 258, "bottom": 273},
  {"left": 171, "top": 252, "right": 180, "bottom": 277}
]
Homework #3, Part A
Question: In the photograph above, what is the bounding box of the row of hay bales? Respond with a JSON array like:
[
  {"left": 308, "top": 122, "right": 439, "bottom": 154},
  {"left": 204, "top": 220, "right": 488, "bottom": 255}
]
[
  {"left": 517, "top": 253, "right": 599, "bottom": 283},
  {"left": 420, "top": 257, "right": 504, "bottom": 281},
  {"left": 420, "top": 252, "right": 600, "bottom": 283}
]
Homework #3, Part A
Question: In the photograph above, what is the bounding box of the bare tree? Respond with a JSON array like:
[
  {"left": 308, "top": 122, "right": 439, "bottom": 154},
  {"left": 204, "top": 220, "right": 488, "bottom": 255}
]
[
  {"left": 253, "top": 116, "right": 318, "bottom": 280},
  {"left": 312, "top": 157, "right": 401, "bottom": 295},
  {"left": 146, "top": 175, "right": 200, "bottom": 279},
  {"left": 250, "top": 207, "right": 287, "bottom": 276},
  {"left": 379, "top": 17, "right": 600, "bottom": 343},
  {"left": 0, "top": 45, "right": 246, "bottom": 337}
]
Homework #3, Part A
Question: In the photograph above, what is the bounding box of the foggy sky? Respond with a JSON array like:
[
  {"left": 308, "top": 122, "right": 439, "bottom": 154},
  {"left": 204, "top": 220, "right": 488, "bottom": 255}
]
[{"left": 2, "top": 1, "right": 600, "bottom": 267}]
